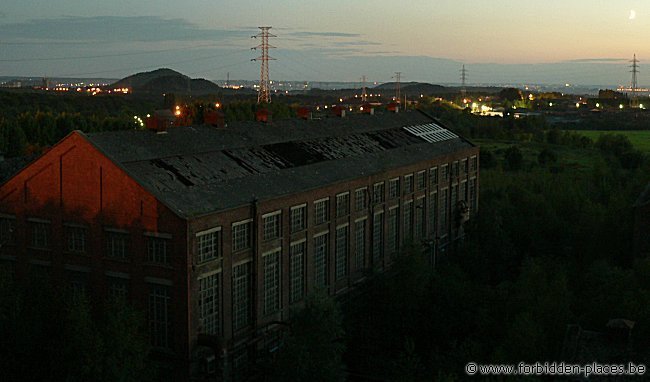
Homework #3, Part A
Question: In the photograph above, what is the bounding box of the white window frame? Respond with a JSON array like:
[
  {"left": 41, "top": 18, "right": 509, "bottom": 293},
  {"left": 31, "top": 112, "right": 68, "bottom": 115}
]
[{"left": 232, "top": 219, "right": 253, "bottom": 252}]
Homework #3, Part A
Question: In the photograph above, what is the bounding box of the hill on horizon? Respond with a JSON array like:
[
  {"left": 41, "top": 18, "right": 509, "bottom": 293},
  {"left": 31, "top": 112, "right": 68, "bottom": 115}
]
[
  {"left": 375, "top": 81, "right": 451, "bottom": 96},
  {"left": 111, "top": 68, "right": 221, "bottom": 96}
]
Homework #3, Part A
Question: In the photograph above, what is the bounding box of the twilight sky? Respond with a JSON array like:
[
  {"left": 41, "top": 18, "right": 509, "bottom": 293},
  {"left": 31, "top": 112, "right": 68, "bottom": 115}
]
[{"left": 1, "top": 0, "right": 648, "bottom": 86}]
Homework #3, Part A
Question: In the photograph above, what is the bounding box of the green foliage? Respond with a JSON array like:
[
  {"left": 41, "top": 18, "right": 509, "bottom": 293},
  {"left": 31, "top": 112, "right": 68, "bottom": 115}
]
[
  {"left": 343, "top": 126, "right": 650, "bottom": 379},
  {"left": 537, "top": 147, "right": 558, "bottom": 166},
  {"left": 0, "top": 272, "right": 153, "bottom": 381},
  {"left": 503, "top": 145, "right": 523, "bottom": 171},
  {"left": 266, "top": 290, "right": 345, "bottom": 382},
  {"left": 479, "top": 149, "right": 496, "bottom": 169},
  {"left": 498, "top": 87, "right": 524, "bottom": 101}
]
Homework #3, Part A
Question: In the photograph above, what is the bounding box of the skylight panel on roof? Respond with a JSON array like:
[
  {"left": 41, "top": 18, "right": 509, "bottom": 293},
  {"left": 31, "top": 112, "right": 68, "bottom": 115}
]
[{"left": 403, "top": 122, "right": 458, "bottom": 143}]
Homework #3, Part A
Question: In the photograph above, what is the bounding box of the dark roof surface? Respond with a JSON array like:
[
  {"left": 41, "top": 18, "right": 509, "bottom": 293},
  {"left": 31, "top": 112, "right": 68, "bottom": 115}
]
[{"left": 83, "top": 111, "right": 475, "bottom": 218}]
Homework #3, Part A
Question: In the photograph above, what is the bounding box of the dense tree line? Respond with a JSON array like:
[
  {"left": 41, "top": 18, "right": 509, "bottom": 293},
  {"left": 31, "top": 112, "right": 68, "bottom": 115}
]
[
  {"left": 338, "top": 130, "right": 650, "bottom": 380},
  {"left": 0, "top": 91, "right": 297, "bottom": 158},
  {"left": 0, "top": 270, "right": 154, "bottom": 381}
]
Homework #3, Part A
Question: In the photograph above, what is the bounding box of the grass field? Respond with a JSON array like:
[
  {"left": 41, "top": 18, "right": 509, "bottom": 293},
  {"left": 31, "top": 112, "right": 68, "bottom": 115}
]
[
  {"left": 574, "top": 130, "right": 650, "bottom": 152},
  {"left": 473, "top": 138, "right": 601, "bottom": 174}
]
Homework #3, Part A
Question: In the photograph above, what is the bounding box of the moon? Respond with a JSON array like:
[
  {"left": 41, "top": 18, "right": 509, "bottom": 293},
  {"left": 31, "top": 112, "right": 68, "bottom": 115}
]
[{"left": 630, "top": 9, "right": 636, "bottom": 20}]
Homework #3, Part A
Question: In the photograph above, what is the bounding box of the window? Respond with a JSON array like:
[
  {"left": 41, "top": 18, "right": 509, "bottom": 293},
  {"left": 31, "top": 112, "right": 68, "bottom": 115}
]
[
  {"left": 289, "top": 241, "right": 306, "bottom": 303},
  {"left": 387, "top": 207, "right": 399, "bottom": 254},
  {"left": 355, "top": 188, "right": 367, "bottom": 212},
  {"left": 66, "top": 226, "right": 86, "bottom": 253},
  {"left": 263, "top": 249, "right": 281, "bottom": 315},
  {"left": 460, "top": 180, "right": 468, "bottom": 201},
  {"left": 107, "top": 276, "right": 129, "bottom": 300},
  {"left": 68, "top": 271, "right": 88, "bottom": 300},
  {"left": 149, "top": 284, "right": 171, "bottom": 348},
  {"left": 469, "top": 178, "right": 477, "bottom": 213},
  {"left": 452, "top": 161, "right": 459, "bottom": 178},
  {"left": 462, "top": 158, "right": 469, "bottom": 174},
  {"left": 290, "top": 205, "right": 306, "bottom": 233},
  {"left": 148, "top": 237, "right": 169, "bottom": 264},
  {"left": 373, "top": 182, "right": 385, "bottom": 204},
  {"left": 199, "top": 272, "right": 221, "bottom": 335},
  {"left": 440, "top": 189, "right": 448, "bottom": 234},
  {"left": 430, "top": 167, "right": 438, "bottom": 187},
  {"left": 404, "top": 174, "right": 414, "bottom": 194},
  {"left": 388, "top": 178, "right": 400, "bottom": 199},
  {"left": 428, "top": 192, "right": 437, "bottom": 236},
  {"left": 441, "top": 164, "right": 449, "bottom": 181},
  {"left": 416, "top": 170, "right": 426, "bottom": 191},
  {"left": 314, "top": 233, "right": 329, "bottom": 287},
  {"left": 336, "top": 193, "right": 350, "bottom": 218},
  {"left": 403, "top": 200, "right": 413, "bottom": 240},
  {"left": 197, "top": 228, "right": 221, "bottom": 264},
  {"left": 314, "top": 198, "right": 330, "bottom": 225},
  {"left": 232, "top": 220, "right": 252, "bottom": 252},
  {"left": 30, "top": 221, "right": 49, "bottom": 249},
  {"left": 451, "top": 184, "right": 458, "bottom": 213},
  {"left": 372, "top": 212, "right": 384, "bottom": 268},
  {"left": 470, "top": 156, "right": 478, "bottom": 172},
  {"left": 414, "top": 198, "right": 425, "bottom": 239},
  {"left": 262, "top": 212, "right": 281, "bottom": 241},
  {"left": 354, "top": 219, "right": 366, "bottom": 270},
  {"left": 232, "top": 261, "right": 252, "bottom": 330},
  {"left": 0, "top": 217, "right": 15, "bottom": 245},
  {"left": 335, "top": 225, "right": 348, "bottom": 280},
  {"left": 105, "top": 231, "right": 129, "bottom": 259}
]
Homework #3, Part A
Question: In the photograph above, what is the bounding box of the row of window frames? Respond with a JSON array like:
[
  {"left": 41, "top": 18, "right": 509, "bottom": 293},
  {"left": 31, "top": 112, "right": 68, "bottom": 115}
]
[
  {"left": 201, "top": 187, "right": 480, "bottom": 331},
  {"left": 0, "top": 220, "right": 172, "bottom": 264},
  {"left": 199, "top": 185, "right": 483, "bottom": 334},
  {"left": 193, "top": 163, "right": 479, "bottom": 260},
  {"left": 197, "top": 176, "right": 472, "bottom": 261},
  {"left": 200, "top": 206, "right": 441, "bottom": 335},
  {"left": 200, "top": 230, "right": 356, "bottom": 335}
]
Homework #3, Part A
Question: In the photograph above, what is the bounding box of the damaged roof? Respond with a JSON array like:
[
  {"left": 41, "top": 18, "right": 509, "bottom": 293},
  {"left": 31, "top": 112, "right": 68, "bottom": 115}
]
[{"left": 83, "top": 111, "right": 476, "bottom": 218}]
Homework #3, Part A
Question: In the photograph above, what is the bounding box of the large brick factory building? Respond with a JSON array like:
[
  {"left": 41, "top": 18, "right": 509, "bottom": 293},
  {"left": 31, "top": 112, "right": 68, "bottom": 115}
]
[{"left": 0, "top": 110, "right": 479, "bottom": 380}]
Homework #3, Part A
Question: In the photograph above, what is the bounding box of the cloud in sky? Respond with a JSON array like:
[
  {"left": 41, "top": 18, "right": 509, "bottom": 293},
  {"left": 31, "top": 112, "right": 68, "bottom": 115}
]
[
  {"left": 0, "top": 16, "right": 248, "bottom": 43},
  {"left": 0, "top": 16, "right": 639, "bottom": 86},
  {"left": 563, "top": 58, "right": 628, "bottom": 63},
  {"left": 288, "top": 31, "right": 362, "bottom": 38}
]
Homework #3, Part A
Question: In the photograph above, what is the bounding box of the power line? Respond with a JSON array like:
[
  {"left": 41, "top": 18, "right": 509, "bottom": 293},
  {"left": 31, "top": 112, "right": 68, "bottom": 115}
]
[
  {"left": 252, "top": 26, "right": 276, "bottom": 104},
  {"left": 460, "top": 64, "right": 468, "bottom": 96},
  {"left": 630, "top": 54, "right": 639, "bottom": 107},
  {"left": 392, "top": 72, "right": 401, "bottom": 102}
]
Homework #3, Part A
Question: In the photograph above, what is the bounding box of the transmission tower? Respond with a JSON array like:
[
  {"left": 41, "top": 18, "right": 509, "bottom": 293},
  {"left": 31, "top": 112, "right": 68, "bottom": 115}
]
[
  {"left": 361, "top": 75, "right": 367, "bottom": 102},
  {"left": 460, "top": 64, "right": 468, "bottom": 97},
  {"left": 394, "top": 72, "right": 401, "bottom": 102},
  {"left": 252, "top": 26, "right": 276, "bottom": 104},
  {"left": 630, "top": 54, "right": 639, "bottom": 107}
]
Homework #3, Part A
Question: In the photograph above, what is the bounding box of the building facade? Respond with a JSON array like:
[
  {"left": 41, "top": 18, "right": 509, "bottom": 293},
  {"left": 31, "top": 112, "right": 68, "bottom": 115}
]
[{"left": 0, "top": 110, "right": 479, "bottom": 380}]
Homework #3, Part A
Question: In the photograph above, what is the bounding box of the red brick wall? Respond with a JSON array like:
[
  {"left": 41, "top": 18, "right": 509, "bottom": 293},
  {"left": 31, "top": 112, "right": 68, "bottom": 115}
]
[{"left": 0, "top": 131, "right": 191, "bottom": 373}]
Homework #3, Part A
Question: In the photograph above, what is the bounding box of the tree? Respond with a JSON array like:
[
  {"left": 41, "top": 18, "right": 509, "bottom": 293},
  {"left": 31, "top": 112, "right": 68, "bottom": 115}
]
[
  {"left": 498, "top": 87, "right": 523, "bottom": 102},
  {"left": 537, "top": 148, "right": 557, "bottom": 167},
  {"left": 266, "top": 290, "right": 345, "bottom": 382},
  {"left": 2, "top": 122, "right": 28, "bottom": 157},
  {"left": 0, "top": 270, "right": 153, "bottom": 381},
  {"left": 503, "top": 145, "right": 523, "bottom": 171}
]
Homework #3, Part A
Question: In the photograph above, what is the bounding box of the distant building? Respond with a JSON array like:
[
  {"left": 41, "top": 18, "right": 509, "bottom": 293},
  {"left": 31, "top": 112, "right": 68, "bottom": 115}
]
[
  {"left": 598, "top": 89, "right": 626, "bottom": 100},
  {"left": 0, "top": 110, "right": 479, "bottom": 381}
]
